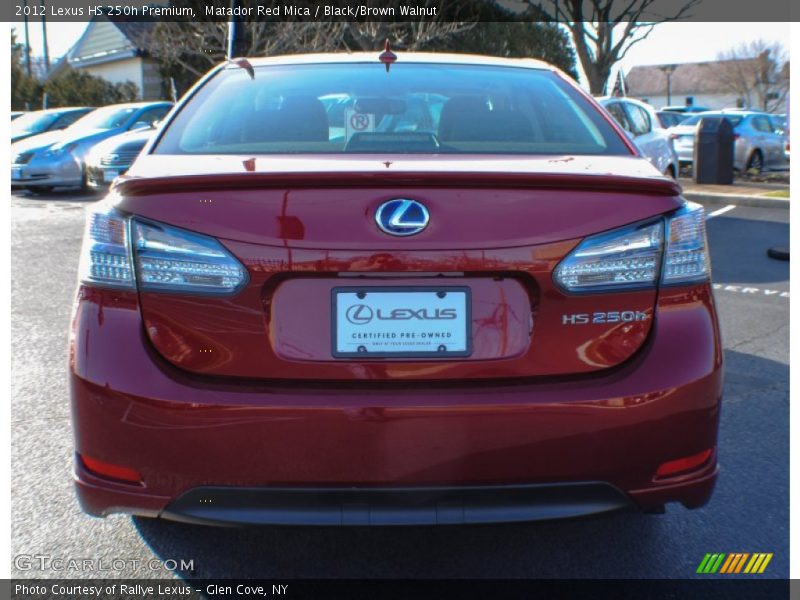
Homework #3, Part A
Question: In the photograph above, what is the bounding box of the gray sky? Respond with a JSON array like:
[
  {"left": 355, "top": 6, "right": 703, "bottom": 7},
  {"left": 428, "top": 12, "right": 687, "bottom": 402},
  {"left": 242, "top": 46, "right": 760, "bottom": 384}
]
[{"left": 9, "top": 21, "right": 791, "bottom": 89}]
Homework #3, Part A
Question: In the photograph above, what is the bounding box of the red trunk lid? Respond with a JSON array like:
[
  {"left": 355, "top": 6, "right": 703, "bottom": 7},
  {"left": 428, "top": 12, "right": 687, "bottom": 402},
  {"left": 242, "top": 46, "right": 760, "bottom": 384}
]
[{"left": 117, "top": 155, "right": 681, "bottom": 381}]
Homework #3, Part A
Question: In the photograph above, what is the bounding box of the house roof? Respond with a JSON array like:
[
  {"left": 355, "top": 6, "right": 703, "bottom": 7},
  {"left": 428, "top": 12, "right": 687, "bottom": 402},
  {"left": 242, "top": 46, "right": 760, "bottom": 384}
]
[
  {"left": 65, "top": 17, "right": 156, "bottom": 69},
  {"left": 625, "top": 59, "right": 761, "bottom": 96}
]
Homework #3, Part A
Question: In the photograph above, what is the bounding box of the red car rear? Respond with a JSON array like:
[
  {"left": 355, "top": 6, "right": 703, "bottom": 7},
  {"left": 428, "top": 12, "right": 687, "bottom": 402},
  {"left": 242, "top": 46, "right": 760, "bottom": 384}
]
[{"left": 70, "top": 53, "right": 721, "bottom": 525}]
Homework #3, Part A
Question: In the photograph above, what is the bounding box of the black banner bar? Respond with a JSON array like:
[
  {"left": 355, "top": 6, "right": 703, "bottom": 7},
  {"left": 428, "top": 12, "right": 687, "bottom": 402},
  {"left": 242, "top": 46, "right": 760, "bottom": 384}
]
[
  {"left": 6, "top": 578, "right": 793, "bottom": 600},
  {"left": 4, "top": 0, "right": 796, "bottom": 23}
]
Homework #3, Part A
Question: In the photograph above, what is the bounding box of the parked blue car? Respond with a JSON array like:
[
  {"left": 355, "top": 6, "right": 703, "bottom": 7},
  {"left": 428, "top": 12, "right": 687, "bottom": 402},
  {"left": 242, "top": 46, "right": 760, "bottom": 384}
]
[{"left": 11, "top": 101, "right": 172, "bottom": 193}]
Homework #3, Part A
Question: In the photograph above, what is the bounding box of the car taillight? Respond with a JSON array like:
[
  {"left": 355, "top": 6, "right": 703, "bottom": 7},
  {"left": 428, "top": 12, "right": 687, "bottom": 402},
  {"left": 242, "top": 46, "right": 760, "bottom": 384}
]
[
  {"left": 554, "top": 220, "right": 663, "bottom": 292},
  {"left": 661, "top": 202, "right": 710, "bottom": 284},
  {"left": 77, "top": 205, "right": 135, "bottom": 289},
  {"left": 554, "top": 201, "right": 709, "bottom": 292},
  {"left": 79, "top": 203, "right": 248, "bottom": 295},
  {"left": 132, "top": 218, "right": 248, "bottom": 294}
]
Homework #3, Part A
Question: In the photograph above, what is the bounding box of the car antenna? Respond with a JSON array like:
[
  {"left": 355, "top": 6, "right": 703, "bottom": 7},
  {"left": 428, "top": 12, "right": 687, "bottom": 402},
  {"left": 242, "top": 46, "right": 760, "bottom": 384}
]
[
  {"left": 228, "top": 57, "right": 255, "bottom": 80},
  {"left": 378, "top": 39, "right": 397, "bottom": 73}
]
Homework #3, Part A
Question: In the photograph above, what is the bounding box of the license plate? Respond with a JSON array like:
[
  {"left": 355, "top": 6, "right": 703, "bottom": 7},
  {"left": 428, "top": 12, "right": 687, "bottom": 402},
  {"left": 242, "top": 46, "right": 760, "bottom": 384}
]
[
  {"left": 332, "top": 287, "right": 471, "bottom": 358},
  {"left": 11, "top": 167, "right": 22, "bottom": 180},
  {"left": 103, "top": 169, "right": 119, "bottom": 183}
]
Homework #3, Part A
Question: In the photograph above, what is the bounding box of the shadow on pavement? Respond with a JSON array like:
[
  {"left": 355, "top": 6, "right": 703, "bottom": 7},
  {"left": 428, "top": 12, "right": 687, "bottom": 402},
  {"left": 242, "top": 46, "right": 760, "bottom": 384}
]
[
  {"left": 132, "top": 349, "right": 788, "bottom": 580},
  {"left": 12, "top": 187, "right": 101, "bottom": 203},
  {"left": 706, "top": 215, "right": 789, "bottom": 285}
]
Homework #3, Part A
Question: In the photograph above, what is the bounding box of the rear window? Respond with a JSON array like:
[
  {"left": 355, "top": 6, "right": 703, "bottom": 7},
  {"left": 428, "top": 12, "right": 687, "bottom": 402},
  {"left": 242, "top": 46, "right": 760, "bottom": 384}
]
[
  {"left": 155, "top": 63, "right": 630, "bottom": 156},
  {"left": 681, "top": 114, "right": 743, "bottom": 128}
]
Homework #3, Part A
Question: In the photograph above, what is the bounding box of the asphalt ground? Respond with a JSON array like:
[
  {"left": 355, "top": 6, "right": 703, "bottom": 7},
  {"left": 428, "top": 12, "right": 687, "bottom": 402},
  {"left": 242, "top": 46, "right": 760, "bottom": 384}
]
[{"left": 10, "top": 188, "right": 789, "bottom": 580}]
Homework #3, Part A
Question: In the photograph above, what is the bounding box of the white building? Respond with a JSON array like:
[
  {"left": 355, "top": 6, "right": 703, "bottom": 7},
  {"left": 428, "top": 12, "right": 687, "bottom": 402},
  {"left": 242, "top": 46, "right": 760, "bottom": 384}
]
[
  {"left": 58, "top": 18, "right": 164, "bottom": 100},
  {"left": 625, "top": 59, "right": 759, "bottom": 111}
]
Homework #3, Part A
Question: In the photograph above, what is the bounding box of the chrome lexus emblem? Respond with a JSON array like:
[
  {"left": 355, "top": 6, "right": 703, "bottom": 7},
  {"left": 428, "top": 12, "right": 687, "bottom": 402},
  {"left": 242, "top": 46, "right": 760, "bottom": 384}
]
[{"left": 375, "top": 199, "right": 429, "bottom": 236}]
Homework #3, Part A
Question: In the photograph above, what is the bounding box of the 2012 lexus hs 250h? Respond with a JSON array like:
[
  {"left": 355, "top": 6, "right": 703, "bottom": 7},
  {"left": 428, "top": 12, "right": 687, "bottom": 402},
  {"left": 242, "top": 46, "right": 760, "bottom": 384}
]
[{"left": 70, "top": 52, "right": 721, "bottom": 526}]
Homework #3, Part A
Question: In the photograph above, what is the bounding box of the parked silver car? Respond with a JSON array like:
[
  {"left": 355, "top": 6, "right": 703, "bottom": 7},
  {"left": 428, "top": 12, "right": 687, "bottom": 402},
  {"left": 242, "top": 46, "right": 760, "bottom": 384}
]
[
  {"left": 597, "top": 97, "right": 679, "bottom": 177},
  {"left": 11, "top": 101, "right": 171, "bottom": 193},
  {"left": 85, "top": 127, "right": 155, "bottom": 190},
  {"left": 669, "top": 111, "right": 788, "bottom": 172}
]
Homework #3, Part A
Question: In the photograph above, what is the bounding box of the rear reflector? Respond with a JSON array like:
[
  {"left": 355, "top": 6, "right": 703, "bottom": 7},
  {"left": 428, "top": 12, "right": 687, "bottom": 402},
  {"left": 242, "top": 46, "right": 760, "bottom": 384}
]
[
  {"left": 80, "top": 454, "right": 142, "bottom": 485},
  {"left": 656, "top": 448, "right": 713, "bottom": 478}
]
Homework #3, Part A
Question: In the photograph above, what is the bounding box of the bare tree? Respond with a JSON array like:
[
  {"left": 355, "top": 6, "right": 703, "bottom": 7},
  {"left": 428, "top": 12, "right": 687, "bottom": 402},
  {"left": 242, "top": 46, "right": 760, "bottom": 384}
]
[
  {"left": 134, "top": 22, "right": 347, "bottom": 79},
  {"left": 342, "top": 21, "right": 475, "bottom": 52},
  {"left": 714, "top": 40, "right": 789, "bottom": 113},
  {"left": 527, "top": 0, "right": 700, "bottom": 95},
  {"left": 135, "top": 17, "right": 473, "bottom": 94}
]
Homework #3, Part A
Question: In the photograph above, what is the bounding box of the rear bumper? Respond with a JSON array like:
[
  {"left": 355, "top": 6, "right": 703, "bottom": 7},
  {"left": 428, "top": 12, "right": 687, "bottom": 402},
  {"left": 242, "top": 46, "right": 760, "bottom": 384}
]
[
  {"left": 70, "top": 284, "right": 722, "bottom": 524},
  {"left": 160, "top": 482, "right": 634, "bottom": 526},
  {"left": 85, "top": 163, "right": 129, "bottom": 189},
  {"left": 675, "top": 146, "right": 694, "bottom": 164}
]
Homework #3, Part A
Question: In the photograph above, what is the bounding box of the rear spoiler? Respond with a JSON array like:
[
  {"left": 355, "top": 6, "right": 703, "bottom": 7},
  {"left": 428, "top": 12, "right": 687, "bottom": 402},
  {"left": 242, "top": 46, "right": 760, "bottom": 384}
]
[{"left": 115, "top": 171, "right": 682, "bottom": 197}]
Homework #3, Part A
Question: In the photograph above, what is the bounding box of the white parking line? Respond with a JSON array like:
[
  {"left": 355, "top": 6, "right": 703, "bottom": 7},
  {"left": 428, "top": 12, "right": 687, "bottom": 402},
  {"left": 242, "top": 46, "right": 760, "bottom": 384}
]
[{"left": 706, "top": 205, "right": 736, "bottom": 219}]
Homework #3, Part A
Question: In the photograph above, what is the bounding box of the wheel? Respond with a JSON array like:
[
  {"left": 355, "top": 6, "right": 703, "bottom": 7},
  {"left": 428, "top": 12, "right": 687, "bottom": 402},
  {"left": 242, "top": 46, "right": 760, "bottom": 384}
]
[
  {"left": 26, "top": 186, "right": 54, "bottom": 195},
  {"left": 746, "top": 150, "right": 764, "bottom": 173},
  {"left": 664, "top": 164, "right": 677, "bottom": 179}
]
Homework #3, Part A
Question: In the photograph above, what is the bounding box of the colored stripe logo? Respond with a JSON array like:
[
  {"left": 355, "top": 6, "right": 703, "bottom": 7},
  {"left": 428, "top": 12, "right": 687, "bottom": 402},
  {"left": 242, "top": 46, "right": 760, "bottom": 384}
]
[{"left": 697, "top": 553, "right": 773, "bottom": 574}]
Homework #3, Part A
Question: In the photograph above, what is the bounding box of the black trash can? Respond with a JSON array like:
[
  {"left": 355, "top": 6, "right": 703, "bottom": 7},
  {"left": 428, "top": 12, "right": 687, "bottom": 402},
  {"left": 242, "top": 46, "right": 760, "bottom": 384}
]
[{"left": 694, "top": 117, "right": 735, "bottom": 184}]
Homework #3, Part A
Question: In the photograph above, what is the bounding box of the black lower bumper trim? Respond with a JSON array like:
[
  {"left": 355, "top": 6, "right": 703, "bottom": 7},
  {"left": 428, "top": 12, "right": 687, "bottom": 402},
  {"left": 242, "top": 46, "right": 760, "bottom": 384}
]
[{"left": 161, "top": 482, "right": 632, "bottom": 526}]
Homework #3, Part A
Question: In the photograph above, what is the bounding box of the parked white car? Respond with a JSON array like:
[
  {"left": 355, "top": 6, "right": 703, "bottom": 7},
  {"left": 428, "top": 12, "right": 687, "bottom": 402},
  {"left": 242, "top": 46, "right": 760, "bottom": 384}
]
[{"left": 597, "top": 97, "right": 679, "bottom": 178}]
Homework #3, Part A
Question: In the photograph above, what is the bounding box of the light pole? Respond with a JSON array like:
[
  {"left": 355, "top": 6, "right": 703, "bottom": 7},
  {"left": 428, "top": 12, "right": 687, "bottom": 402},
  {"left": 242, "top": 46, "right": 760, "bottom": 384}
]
[
  {"left": 226, "top": 0, "right": 246, "bottom": 59},
  {"left": 22, "top": 0, "right": 32, "bottom": 77},
  {"left": 40, "top": 0, "right": 50, "bottom": 74},
  {"left": 659, "top": 64, "right": 677, "bottom": 106}
]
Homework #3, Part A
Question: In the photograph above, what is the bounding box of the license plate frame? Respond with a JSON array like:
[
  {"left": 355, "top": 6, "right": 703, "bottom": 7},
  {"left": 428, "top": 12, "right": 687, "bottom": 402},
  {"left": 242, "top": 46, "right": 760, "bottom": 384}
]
[{"left": 331, "top": 286, "right": 472, "bottom": 359}]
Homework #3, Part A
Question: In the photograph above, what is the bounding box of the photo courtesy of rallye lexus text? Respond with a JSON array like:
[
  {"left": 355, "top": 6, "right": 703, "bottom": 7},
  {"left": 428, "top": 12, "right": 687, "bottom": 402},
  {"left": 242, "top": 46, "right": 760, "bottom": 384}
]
[{"left": 70, "top": 50, "right": 721, "bottom": 526}]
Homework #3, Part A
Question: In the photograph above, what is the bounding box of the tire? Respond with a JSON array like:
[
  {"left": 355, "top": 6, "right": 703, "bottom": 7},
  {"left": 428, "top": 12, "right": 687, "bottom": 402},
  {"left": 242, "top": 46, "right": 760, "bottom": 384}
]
[
  {"left": 746, "top": 150, "right": 764, "bottom": 174},
  {"left": 664, "top": 164, "right": 677, "bottom": 179},
  {"left": 26, "top": 186, "right": 54, "bottom": 195}
]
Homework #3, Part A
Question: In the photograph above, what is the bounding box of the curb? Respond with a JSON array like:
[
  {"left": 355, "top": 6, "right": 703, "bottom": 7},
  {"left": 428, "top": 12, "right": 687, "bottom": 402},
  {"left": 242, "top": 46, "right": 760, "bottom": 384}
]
[{"left": 683, "top": 191, "right": 790, "bottom": 210}]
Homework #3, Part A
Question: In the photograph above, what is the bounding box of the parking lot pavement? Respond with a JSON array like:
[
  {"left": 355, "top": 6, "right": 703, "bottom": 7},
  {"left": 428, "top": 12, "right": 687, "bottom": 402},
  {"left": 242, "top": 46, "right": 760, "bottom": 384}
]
[{"left": 10, "top": 191, "right": 788, "bottom": 580}]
